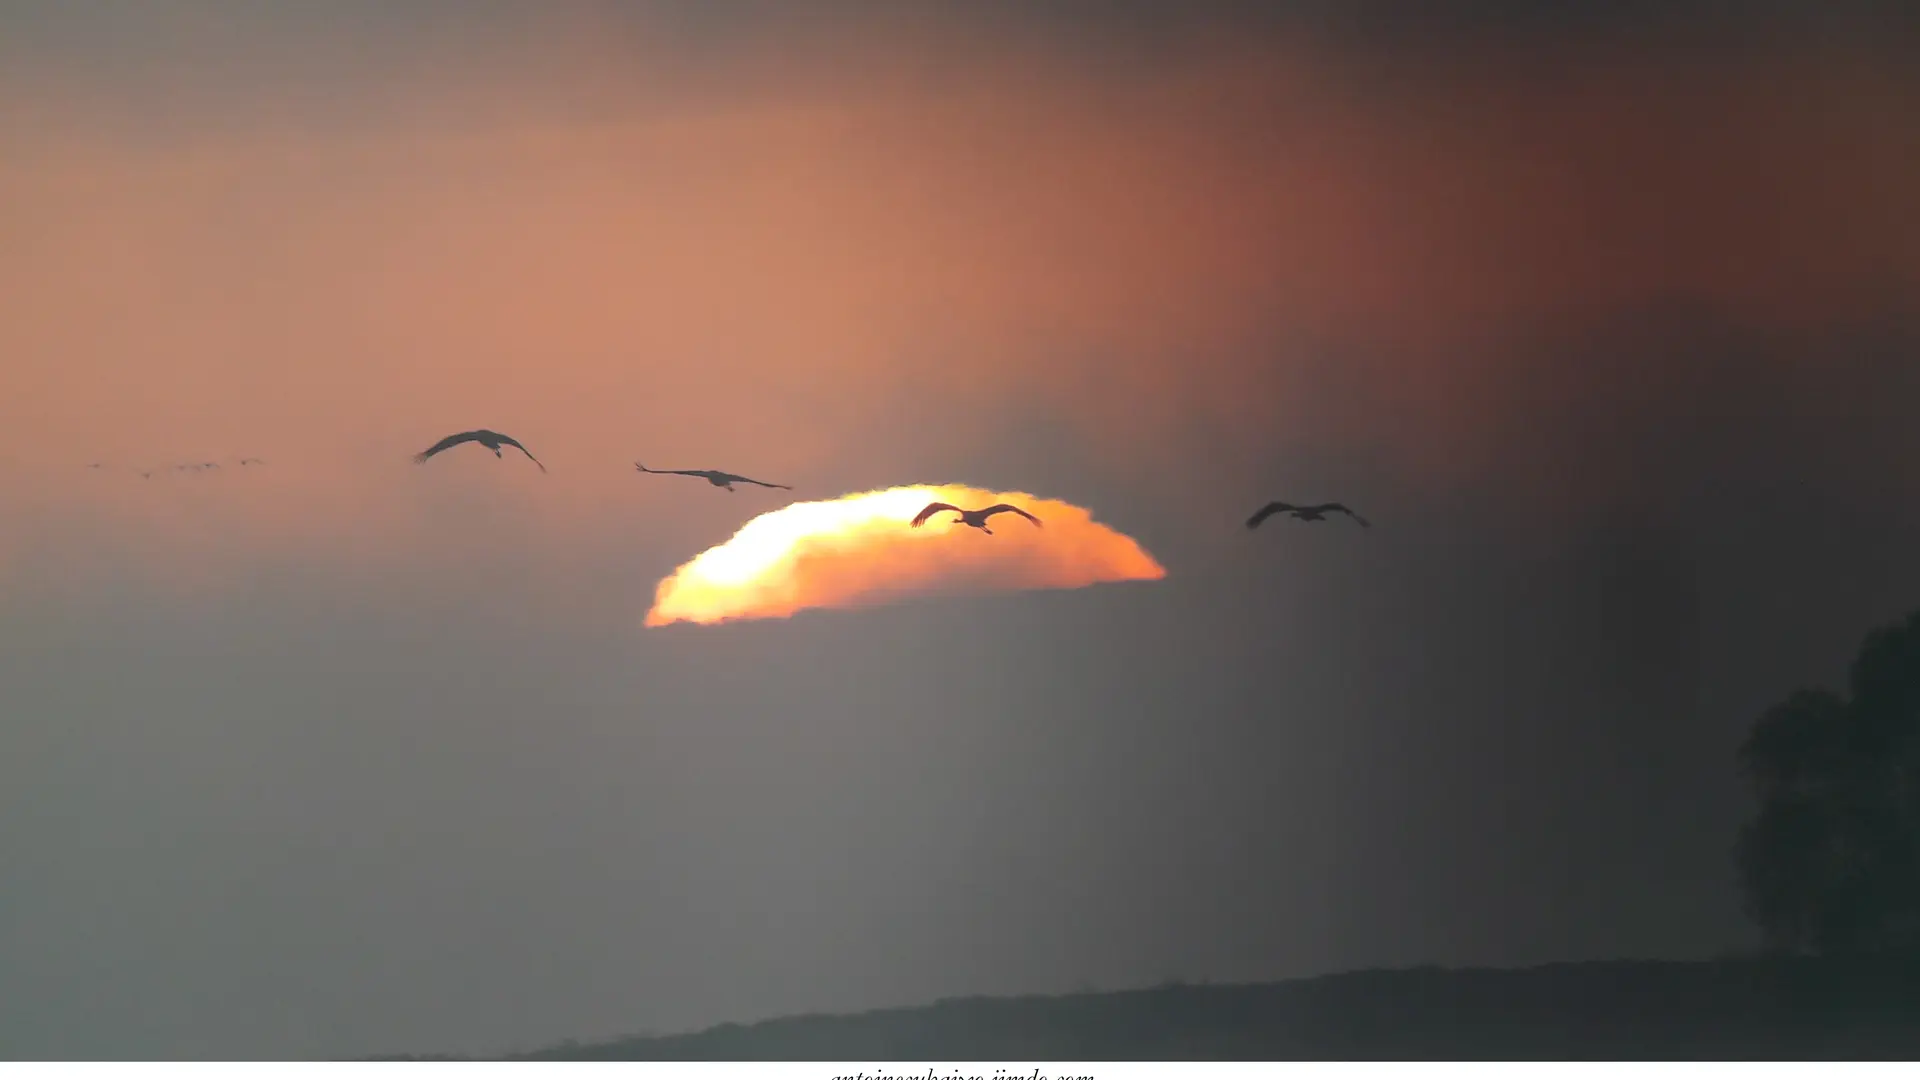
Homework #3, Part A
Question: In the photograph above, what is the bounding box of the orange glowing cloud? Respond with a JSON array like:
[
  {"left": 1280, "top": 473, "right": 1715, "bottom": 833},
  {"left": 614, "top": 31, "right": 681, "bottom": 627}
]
[{"left": 644, "top": 485, "right": 1165, "bottom": 627}]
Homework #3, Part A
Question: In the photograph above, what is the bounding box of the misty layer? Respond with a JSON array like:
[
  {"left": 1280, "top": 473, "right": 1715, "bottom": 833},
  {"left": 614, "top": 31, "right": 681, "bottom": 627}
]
[{"left": 645, "top": 485, "right": 1166, "bottom": 626}]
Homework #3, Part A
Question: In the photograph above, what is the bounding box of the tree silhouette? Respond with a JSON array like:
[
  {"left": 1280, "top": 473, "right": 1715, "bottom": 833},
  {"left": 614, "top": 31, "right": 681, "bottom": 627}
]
[{"left": 1736, "top": 609, "right": 1920, "bottom": 953}]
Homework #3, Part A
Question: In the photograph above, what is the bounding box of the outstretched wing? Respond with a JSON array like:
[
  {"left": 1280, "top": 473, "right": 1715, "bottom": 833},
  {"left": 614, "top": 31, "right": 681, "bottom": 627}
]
[
  {"left": 1314, "top": 502, "right": 1370, "bottom": 527},
  {"left": 982, "top": 503, "right": 1042, "bottom": 527},
  {"left": 636, "top": 462, "right": 712, "bottom": 479},
  {"left": 414, "top": 430, "right": 479, "bottom": 463},
  {"left": 496, "top": 433, "right": 546, "bottom": 473},
  {"left": 1246, "top": 501, "right": 1294, "bottom": 529},
  {"left": 911, "top": 502, "right": 961, "bottom": 528},
  {"left": 730, "top": 473, "right": 793, "bottom": 490}
]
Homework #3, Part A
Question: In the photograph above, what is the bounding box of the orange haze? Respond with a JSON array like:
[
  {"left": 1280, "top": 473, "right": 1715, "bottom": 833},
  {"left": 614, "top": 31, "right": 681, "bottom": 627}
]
[{"left": 645, "top": 485, "right": 1165, "bottom": 627}]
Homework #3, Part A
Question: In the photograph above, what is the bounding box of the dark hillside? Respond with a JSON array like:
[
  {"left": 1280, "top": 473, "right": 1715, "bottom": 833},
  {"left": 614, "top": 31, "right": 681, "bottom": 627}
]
[{"left": 431, "top": 955, "right": 1920, "bottom": 1061}]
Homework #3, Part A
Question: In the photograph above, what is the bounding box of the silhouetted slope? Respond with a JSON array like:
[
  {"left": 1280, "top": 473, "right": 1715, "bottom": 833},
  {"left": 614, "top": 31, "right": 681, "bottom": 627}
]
[{"left": 475, "top": 957, "right": 1920, "bottom": 1061}]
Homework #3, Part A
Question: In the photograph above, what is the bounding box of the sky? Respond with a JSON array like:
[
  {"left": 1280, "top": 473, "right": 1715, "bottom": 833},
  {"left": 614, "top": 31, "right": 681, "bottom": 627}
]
[{"left": 4, "top": 0, "right": 1920, "bottom": 1060}]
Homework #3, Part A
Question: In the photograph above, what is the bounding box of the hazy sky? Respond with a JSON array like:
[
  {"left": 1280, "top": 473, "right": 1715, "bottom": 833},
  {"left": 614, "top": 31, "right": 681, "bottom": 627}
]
[{"left": 4, "top": 0, "right": 1920, "bottom": 1060}]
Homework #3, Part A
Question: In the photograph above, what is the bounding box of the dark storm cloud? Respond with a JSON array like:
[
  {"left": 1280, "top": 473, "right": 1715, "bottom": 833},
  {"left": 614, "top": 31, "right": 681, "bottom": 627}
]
[{"left": 6, "top": 2, "right": 1916, "bottom": 89}]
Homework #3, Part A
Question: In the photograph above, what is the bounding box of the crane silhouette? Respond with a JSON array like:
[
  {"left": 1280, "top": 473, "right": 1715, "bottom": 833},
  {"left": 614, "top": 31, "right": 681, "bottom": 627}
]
[
  {"left": 414, "top": 429, "right": 546, "bottom": 472},
  {"left": 910, "top": 502, "right": 1043, "bottom": 536},
  {"left": 634, "top": 462, "right": 791, "bottom": 492},
  {"left": 1246, "top": 501, "right": 1370, "bottom": 529}
]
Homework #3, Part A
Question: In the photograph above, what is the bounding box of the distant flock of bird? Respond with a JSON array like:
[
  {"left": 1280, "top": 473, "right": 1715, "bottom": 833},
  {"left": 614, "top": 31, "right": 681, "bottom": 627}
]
[
  {"left": 87, "top": 457, "right": 266, "bottom": 480},
  {"left": 89, "top": 426, "right": 1371, "bottom": 535}
]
